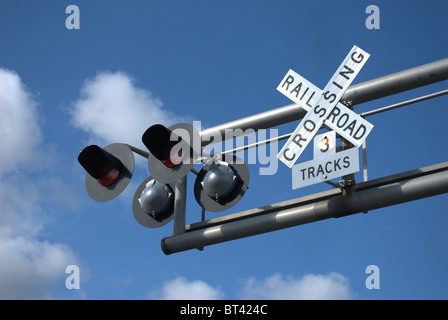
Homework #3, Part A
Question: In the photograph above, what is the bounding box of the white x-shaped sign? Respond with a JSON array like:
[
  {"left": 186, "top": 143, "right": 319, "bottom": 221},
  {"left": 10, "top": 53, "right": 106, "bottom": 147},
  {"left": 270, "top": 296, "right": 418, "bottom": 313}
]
[{"left": 277, "top": 45, "right": 374, "bottom": 168}]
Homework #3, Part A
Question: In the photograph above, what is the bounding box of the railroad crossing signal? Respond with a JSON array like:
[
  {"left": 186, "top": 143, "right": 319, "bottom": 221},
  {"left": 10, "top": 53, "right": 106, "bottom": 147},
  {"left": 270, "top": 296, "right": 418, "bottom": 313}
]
[
  {"left": 277, "top": 45, "right": 373, "bottom": 168},
  {"left": 77, "top": 122, "right": 251, "bottom": 229},
  {"left": 76, "top": 49, "right": 448, "bottom": 255}
]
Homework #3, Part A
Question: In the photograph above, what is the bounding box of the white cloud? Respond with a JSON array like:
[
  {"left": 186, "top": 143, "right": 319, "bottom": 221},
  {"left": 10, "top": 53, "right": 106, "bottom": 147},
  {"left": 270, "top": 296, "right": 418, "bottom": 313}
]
[
  {"left": 152, "top": 276, "right": 225, "bottom": 300},
  {"left": 150, "top": 273, "right": 355, "bottom": 300},
  {"left": 0, "top": 174, "right": 45, "bottom": 239},
  {"left": 0, "top": 235, "right": 78, "bottom": 299},
  {"left": 0, "top": 69, "right": 46, "bottom": 176},
  {"left": 70, "top": 71, "right": 188, "bottom": 148},
  {"left": 0, "top": 68, "right": 81, "bottom": 299},
  {"left": 239, "top": 273, "right": 355, "bottom": 300}
]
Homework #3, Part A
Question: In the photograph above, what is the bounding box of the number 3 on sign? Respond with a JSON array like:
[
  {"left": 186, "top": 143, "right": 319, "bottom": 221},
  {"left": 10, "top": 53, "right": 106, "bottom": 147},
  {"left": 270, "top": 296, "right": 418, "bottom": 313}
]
[{"left": 313, "top": 131, "right": 336, "bottom": 160}]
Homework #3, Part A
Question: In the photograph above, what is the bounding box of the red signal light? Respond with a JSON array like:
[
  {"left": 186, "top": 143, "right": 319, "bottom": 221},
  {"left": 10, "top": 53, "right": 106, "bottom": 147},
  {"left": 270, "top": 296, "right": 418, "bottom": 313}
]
[
  {"left": 143, "top": 123, "right": 200, "bottom": 184},
  {"left": 97, "top": 163, "right": 120, "bottom": 186},
  {"left": 162, "top": 146, "right": 185, "bottom": 168},
  {"left": 142, "top": 124, "right": 185, "bottom": 169},
  {"left": 78, "top": 145, "right": 121, "bottom": 186}
]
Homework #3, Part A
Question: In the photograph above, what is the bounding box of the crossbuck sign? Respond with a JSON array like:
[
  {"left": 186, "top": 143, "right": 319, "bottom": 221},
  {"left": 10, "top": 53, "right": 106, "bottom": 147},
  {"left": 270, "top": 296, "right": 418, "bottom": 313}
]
[{"left": 277, "top": 45, "right": 374, "bottom": 168}]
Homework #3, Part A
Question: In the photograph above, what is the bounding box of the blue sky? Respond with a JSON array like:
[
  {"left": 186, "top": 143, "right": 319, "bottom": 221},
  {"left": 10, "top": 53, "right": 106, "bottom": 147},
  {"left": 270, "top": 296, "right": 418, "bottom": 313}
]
[{"left": 0, "top": 0, "right": 447, "bottom": 300}]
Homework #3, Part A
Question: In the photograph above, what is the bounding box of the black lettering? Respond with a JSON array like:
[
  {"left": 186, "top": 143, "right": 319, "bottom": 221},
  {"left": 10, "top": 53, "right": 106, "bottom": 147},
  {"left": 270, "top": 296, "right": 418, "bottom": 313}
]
[
  {"left": 282, "top": 75, "right": 294, "bottom": 91},
  {"left": 313, "top": 105, "right": 326, "bottom": 118},
  {"left": 326, "top": 105, "right": 341, "bottom": 123},
  {"left": 351, "top": 51, "right": 364, "bottom": 63},
  {"left": 344, "top": 119, "right": 357, "bottom": 136},
  {"left": 337, "top": 113, "right": 349, "bottom": 128},
  {"left": 290, "top": 83, "right": 302, "bottom": 98},
  {"left": 308, "top": 166, "right": 315, "bottom": 179},
  {"left": 292, "top": 133, "right": 307, "bottom": 148},
  {"left": 317, "top": 164, "right": 325, "bottom": 176},
  {"left": 332, "top": 81, "right": 343, "bottom": 90},
  {"left": 283, "top": 148, "right": 295, "bottom": 161},
  {"left": 325, "top": 161, "right": 333, "bottom": 173},
  {"left": 343, "top": 156, "right": 350, "bottom": 168},
  {"left": 339, "top": 65, "right": 354, "bottom": 80},
  {"left": 300, "top": 86, "right": 309, "bottom": 100},
  {"left": 323, "top": 91, "right": 336, "bottom": 103},
  {"left": 303, "top": 120, "right": 315, "bottom": 132},
  {"left": 305, "top": 91, "right": 316, "bottom": 108},
  {"left": 354, "top": 124, "right": 366, "bottom": 140},
  {"left": 334, "top": 158, "right": 342, "bottom": 171},
  {"left": 300, "top": 168, "right": 306, "bottom": 180}
]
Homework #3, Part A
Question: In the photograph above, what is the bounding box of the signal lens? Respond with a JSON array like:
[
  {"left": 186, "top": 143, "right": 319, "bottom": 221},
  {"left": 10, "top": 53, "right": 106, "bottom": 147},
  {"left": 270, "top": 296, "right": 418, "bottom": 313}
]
[
  {"left": 162, "top": 146, "right": 185, "bottom": 168},
  {"left": 98, "top": 163, "right": 120, "bottom": 186}
]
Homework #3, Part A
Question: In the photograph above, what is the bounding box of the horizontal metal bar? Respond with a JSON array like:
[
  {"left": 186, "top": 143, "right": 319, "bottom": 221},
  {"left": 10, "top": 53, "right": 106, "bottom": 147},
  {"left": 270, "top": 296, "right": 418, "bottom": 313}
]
[
  {"left": 219, "top": 132, "right": 292, "bottom": 156},
  {"left": 126, "top": 144, "right": 149, "bottom": 158},
  {"left": 342, "top": 58, "right": 448, "bottom": 105},
  {"left": 161, "top": 162, "right": 448, "bottom": 254},
  {"left": 199, "top": 103, "right": 305, "bottom": 147},
  {"left": 199, "top": 58, "right": 448, "bottom": 147},
  {"left": 360, "top": 89, "right": 448, "bottom": 118},
  {"left": 187, "top": 188, "right": 342, "bottom": 232}
]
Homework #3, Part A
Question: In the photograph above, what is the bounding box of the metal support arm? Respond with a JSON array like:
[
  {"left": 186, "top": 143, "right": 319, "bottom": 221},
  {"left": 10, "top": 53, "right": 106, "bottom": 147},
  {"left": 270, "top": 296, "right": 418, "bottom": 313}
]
[{"left": 161, "top": 162, "right": 448, "bottom": 254}]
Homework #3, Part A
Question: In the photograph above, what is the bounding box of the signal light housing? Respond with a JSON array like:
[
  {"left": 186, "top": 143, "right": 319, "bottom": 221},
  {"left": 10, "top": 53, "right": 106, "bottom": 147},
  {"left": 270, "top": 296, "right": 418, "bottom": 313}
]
[
  {"left": 194, "top": 155, "right": 250, "bottom": 212},
  {"left": 78, "top": 143, "right": 134, "bottom": 202},
  {"left": 142, "top": 124, "right": 184, "bottom": 168},
  {"left": 142, "top": 123, "right": 200, "bottom": 184},
  {"left": 132, "top": 176, "right": 176, "bottom": 228}
]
